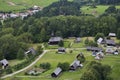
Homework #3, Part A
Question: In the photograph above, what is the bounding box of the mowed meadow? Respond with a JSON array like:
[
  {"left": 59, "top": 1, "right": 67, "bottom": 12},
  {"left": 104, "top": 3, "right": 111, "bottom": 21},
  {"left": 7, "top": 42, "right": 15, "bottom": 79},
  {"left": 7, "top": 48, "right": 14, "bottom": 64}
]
[{"left": 0, "top": 0, "right": 73, "bottom": 12}]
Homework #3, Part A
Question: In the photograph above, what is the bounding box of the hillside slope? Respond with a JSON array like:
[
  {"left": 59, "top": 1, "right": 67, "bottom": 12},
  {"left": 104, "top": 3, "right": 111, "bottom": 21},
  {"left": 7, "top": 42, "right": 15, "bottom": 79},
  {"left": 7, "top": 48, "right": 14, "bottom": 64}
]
[{"left": 0, "top": 0, "right": 58, "bottom": 12}]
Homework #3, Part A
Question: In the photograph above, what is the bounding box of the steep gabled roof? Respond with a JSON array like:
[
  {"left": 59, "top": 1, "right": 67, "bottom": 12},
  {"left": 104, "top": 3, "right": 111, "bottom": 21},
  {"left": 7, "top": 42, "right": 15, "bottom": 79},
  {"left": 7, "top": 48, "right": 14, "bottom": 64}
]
[
  {"left": 70, "top": 60, "right": 80, "bottom": 69},
  {"left": 53, "top": 67, "right": 62, "bottom": 76},
  {"left": 49, "top": 37, "right": 63, "bottom": 42},
  {"left": 58, "top": 47, "right": 65, "bottom": 51},
  {"left": 0, "top": 59, "right": 8, "bottom": 66},
  {"left": 106, "top": 39, "right": 115, "bottom": 45},
  {"left": 97, "top": 37, "right": 103, "bottom": 44},
  {"left": 86, "top": 46, "right": 103, "bottom": 52},
  {"left": 109, "top": 33, "right": 116, "bottom": 37}
]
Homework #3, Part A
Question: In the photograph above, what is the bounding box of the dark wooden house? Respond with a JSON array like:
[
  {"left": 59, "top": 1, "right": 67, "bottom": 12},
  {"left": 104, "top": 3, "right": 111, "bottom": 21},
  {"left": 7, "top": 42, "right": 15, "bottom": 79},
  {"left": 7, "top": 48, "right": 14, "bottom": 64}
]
[
  {"left": 86, "top": 46, "right": 103, "bottom": 52},
  {"left": 69, "top": 60, "right": 80, "bottom": 70},
  {"left": 48, "top": 37, "right": 63, "bottom": 45},
  {"left": 105, "top": 39, "right": 116, "bottom": 46},
  {"left": 108, "top": 33, "right": 116, "bottom": 37},
  {"left": 74, "top": 37, "right": 81, "bottom": 43},
  {"left": 25, "top": 48, "right": 36, "bottom": 55},
  {"left": 0, "top": 59, "right": 9, "bottom": 69},
  {"left": 105, "top": 48, "right": 114, "bottom": 54},
  {"left": 51, "top": 67, "right": 62, "bottom": 77},
  {"left": 58, "top": 47, "right": 66, "bottom": 53}
]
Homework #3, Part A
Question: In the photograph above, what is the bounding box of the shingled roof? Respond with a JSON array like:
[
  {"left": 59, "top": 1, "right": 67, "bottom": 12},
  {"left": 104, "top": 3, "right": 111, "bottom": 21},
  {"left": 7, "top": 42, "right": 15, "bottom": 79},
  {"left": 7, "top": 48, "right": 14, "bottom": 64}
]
[
  {"left": 70, "top": 60, "right": 80, "bottom": 70},
  {"left": 51, "top": 67, "right": 62, "bottom": 77},
  {"left": 49, "top": 37, "right": 63, "bottom": 42},
  {"left": 86, "top": 46, "right": 103, "bottom": 52},
  {"left": 108, "top": 33, "right": 116, "bottom": 37},
  {"left": 0, "top": 59, "right": 8, "bottom": 66},
  {"left": 105, "top": 39, "right": 116, "bottom": 46}
]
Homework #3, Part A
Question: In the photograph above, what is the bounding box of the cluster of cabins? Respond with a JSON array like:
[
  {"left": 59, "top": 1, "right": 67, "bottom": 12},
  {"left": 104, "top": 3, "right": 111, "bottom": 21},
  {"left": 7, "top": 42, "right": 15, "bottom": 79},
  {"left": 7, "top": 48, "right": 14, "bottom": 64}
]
[
  {"left": 0, "top": 5, "right": 42, "bottom": 20},
  {"left": 51, "top": 53, "right": 83, "bottom": 77},
  {"left": 86, "top": 33, "right": 119, "bottom": 60}
]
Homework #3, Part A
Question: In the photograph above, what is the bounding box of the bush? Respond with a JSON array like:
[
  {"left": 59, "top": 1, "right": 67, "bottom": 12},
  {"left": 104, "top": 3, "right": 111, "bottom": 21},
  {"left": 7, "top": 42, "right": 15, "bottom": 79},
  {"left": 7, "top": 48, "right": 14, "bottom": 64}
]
[
  {"left": 5, "top": 66, "right": 13, "bottom": 74},
  {"left": 40, "top": 62, "right": 51, "bottom": 70},
  {"left": 57, "top": 62, "right": 70, "bottom": 71},
  {"left": 84, "top": 38, "right": 89, "bottom": 45},
  {"left": 58, "top": 40, "right": 64, "bottom": 47},
  {"left": 77, "top": 53, "right": 86, "bottom": 63},
  {"left": 89, "top": 41, "right": 98, "bottom": 47},
  {"left": 70, "top": 50, "right": 73, "bottom": 53},
  {"left": 36, "top": 45, "right": 43, "bottom": 54}
]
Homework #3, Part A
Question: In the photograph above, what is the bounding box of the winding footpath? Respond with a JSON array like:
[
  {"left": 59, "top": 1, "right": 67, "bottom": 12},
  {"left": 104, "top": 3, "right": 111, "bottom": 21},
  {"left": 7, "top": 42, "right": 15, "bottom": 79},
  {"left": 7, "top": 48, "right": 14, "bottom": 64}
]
[{"left": 1, "top": 50, "right": 48, "bottom": 79}]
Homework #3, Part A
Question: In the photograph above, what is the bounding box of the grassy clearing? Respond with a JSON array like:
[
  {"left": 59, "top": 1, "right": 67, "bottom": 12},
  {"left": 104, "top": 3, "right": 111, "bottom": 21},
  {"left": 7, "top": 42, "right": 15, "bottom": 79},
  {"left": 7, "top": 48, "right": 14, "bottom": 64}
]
[
  {"left": 9, "top": 59, "right": 25, "bottom": 66},
  {"left": 81, "top": 5, "right": 120, "bottom": 16}
]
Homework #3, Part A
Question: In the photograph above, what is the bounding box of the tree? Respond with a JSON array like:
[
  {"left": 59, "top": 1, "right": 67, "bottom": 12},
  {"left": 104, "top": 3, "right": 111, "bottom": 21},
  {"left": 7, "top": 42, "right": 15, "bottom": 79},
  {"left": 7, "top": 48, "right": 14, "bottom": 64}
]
[
  {"left": 117, "top": 28, "right": 120, "bottom": 39},
  {"left": 77, "top": 53, "right": 86, "bottom": 63},
  {"left": 84, "top": 38, "right": 89, "bottom": 45},
  {"left": 0, "top": 34, "right": 19, "bottom": 60},
  {"left": 102, "top": 65, "right": 112, "bottom": 80},
  {"left": 36, "top": 45, "right": 43, "bottom": 54},
  {"left": 5, "top": 66, "right": 13, "bottom": 74},
  {"left": 57, "top": 62, "right": 69, "bottom": 71},
  {"left": 80, "top": 61, "right": 112, "bottom": 80},
  {"left": 17, "top": 32, "right": 33, "bottom": 43},
  {"left": 58, "top": 40, "right": 64, "bottom": 47},
  {"left": 89, "top": 41, "right": 98, "bottom": 47},
  {"left": 40, "top": 28, "right": 47, "bottom": 42},
  {"left": 17, "top": 48, "right": 25, "bottom": 60},
  {"left": 105, "top": 5, "right": 117, "bottom": 13},
  {"left": 80, "top": 69, "right": 98, "bottom": 80},
  {"left": 94, "top": 33, "right": 104, "bottom": 42},
  {"left": 0, "top": 49, "right": 4, "bottom": 60}
]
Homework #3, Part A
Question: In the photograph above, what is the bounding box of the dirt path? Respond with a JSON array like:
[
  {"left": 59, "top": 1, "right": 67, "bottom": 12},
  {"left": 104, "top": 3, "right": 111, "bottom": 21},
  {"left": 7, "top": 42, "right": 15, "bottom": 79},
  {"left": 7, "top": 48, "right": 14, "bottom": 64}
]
[
  {"left": 7, "top": 2, "right": 16, "bottom": 6},
  {"left": 1, "top": 50, "right": 48, "bottom": 79}
]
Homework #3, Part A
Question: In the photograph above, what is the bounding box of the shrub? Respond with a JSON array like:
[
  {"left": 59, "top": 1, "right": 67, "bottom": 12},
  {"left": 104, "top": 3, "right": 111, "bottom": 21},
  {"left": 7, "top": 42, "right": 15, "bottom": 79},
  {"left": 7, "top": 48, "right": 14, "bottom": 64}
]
[
  {"left": 36, "top": 45, "right": 43, "bottom": 54},
  {"left": 5, "top": 66, "right": 13, "bottom": 74},
  {"left": 40, "top": 62, "right": 51, "bottom": 70}
]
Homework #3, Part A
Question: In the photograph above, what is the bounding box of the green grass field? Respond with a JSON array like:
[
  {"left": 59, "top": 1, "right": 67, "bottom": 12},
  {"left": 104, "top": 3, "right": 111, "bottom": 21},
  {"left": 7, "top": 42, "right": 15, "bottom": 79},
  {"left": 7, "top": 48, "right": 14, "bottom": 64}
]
[
  {"left": 0, "top": 0, "right": 73, "bottom": 12},
  {"left": 81, "top": 5, "right": 120, "bottom": 16}
]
